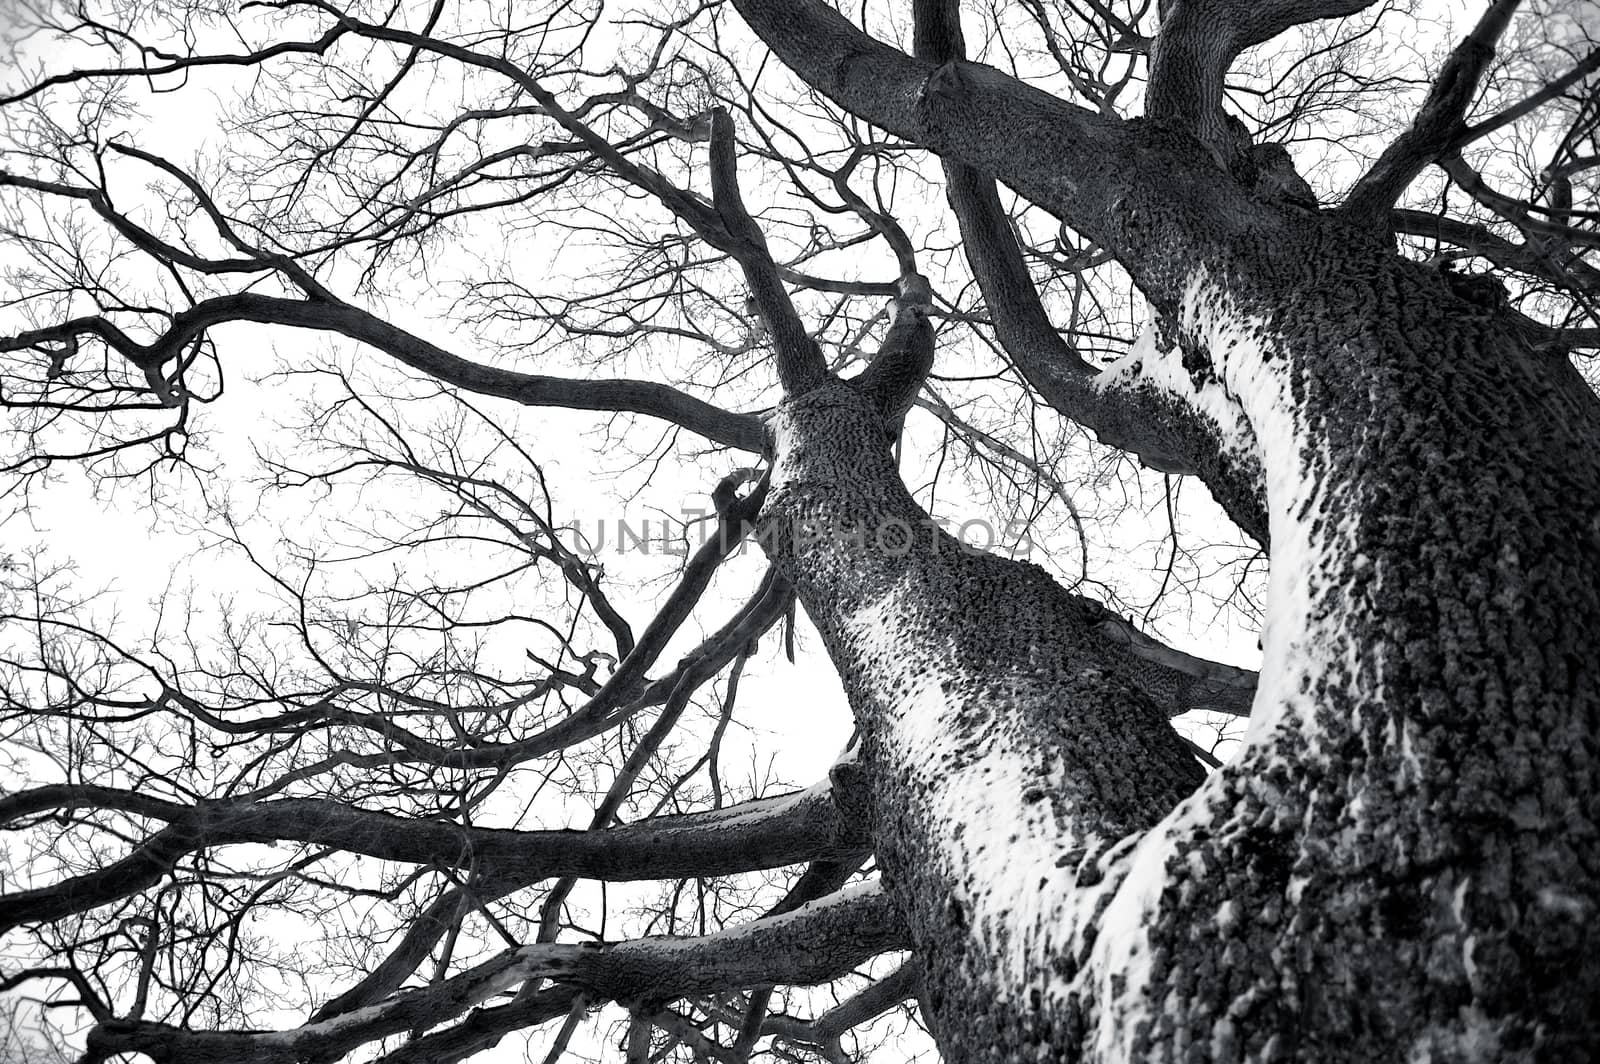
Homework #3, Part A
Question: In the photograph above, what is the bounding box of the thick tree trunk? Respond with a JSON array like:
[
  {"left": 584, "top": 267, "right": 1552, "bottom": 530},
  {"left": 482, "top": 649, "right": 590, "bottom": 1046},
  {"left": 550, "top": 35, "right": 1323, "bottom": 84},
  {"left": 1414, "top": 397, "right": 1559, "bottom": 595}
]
[
  {"left": 759, "top": 379, "right": 1209, "bottom": 1057},
  {"left": 760, "top": 217, "right": 1600, "bottom": 1059},
  {"left": 1095, "top": 234, "right": 1600, "bottom": 1062}
]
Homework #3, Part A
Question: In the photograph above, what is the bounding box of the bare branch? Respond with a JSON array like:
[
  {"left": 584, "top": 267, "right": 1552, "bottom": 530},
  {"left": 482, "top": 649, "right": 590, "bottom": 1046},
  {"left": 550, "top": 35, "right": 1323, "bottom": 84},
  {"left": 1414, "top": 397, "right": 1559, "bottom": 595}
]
[
  {"left": 81, "top": 884, "right": 906, "bottom": 1064},
  {"left": 707, "top": 109, "right": 829, "bottom": 393},
  {"left": 1456, "top": 46, "right": 1600, "bottom": 148},
  {"left": 0, "top": 293, "right": 764, "bottom": 450},
  {"left": 0, "top": 783, "right": 859, "bottom": 930},
  {"left": 1342, "top": 0, "right": 1522, "bottom": 223},
  {"left": 761, "top": 958, "right": 920, "bottom": 1052}
]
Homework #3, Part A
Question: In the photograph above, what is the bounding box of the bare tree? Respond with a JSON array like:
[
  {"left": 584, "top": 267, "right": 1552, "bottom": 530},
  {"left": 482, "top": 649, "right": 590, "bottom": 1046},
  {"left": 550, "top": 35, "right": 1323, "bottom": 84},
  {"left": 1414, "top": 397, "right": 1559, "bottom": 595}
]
[{"left": 1, "top": 0, "right": 1597, "bottom": 1060}]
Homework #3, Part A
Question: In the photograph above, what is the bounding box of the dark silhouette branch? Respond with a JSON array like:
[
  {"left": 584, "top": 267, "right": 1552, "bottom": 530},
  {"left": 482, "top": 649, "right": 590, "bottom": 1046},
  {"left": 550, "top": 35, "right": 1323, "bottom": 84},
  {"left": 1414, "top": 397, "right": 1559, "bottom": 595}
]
[
  {"left": 1342, "top": 0, "right": 1522, "bottom": 223},
  {"left": 0, "top": 293, "right": 765, "bottom": 450},
  {"left": 707, "top": 109, "right": 830, "bottom": 394},
  {"left": 1455, "top": 45, "right": 1600, "bottom": 149},
  {"left": 81, "top": 884, "right": 906, "bottom": 1064},
  {"left": 281, "top": 8, "right": 832, "bottom": 394},
  {"left": 0, "top": 783, "right": 859, "bottom": 931},
  {"left": 1437, "top": 154, "right": 1600, "bottom": 247},
  {"left": 0, "top": 22, "right": 353, "bottom": 107},
  {"left": 760, "top": 958, "right": 920, "bottom": 1054}
]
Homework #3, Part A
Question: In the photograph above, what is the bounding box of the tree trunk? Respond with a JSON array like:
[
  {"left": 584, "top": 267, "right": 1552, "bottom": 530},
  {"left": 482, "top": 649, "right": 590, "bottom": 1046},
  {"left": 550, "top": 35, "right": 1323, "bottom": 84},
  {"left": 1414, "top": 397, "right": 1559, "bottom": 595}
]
[{"left": 760, "top": 214, "right": 1600, "bottom": 1059}]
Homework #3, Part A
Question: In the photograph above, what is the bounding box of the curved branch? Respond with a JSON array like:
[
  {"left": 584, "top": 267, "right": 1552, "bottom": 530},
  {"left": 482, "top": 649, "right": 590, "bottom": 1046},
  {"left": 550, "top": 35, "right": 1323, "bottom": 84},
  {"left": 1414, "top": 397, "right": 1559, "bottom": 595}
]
[
  {"left": 155, "top": 553, "right": 789, "bottom": 774},
  {"left": 0, "top": 293, "right": 764, "bottom": 450},
  {"left": 1437, "top": 154, "right": 1600, "bottom": 247},
  {"left": 1146, "top": 0, "right": 1378, "bottom": 165},
  {"left": 0, "top": 783, "right": 859, "bottom": 930},
  {"left": 81, "top": 883, "right": 906, "bottom": 1064},
  {"left": 311, "top": 873, "right": 524, "bottom": 1023},
  {"left": 1342, "top": 0, "right": 1522, "bottom": 223},
  {"left": 909, "top": 0, "right": 1271, "bottom": 541},
  {"left": 727, "top": 0, "right": 1292, "bottom": 330}
]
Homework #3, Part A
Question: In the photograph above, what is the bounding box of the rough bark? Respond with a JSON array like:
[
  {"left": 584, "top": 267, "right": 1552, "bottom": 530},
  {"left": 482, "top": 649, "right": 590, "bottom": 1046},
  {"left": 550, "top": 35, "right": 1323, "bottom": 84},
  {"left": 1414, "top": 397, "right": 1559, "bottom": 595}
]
[
  {"left": 1091, "top": 226, "right": 1600, "bottom": 1063},
  {"left": 759, "top": 378, "right": 1208, "bottom": 1057}
]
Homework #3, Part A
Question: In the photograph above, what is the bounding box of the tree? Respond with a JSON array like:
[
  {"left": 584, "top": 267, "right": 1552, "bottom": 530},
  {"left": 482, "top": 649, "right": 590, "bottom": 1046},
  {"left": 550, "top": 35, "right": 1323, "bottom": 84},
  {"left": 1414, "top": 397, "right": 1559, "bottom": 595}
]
[{"left": 1, "top": 0, "right": 1597, "bottom": 1060}]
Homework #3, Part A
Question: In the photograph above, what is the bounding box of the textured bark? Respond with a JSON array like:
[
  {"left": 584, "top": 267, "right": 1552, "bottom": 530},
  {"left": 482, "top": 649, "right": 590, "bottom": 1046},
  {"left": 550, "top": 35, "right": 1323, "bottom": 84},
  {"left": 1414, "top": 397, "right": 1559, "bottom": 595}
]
[
  {"left": 1097, "top": 226, "right": 1600, "bottom": 1063},
  {"left": 759, "top": 380, "right": 1208, "bottom": 1058}
]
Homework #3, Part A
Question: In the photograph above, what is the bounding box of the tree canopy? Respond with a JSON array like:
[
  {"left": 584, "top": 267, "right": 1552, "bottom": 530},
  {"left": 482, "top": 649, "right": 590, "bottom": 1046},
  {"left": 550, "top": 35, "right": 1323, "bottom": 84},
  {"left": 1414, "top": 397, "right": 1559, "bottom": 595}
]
[{"left": 1, "top": 0, "right": 1596, "bottom": 1061}]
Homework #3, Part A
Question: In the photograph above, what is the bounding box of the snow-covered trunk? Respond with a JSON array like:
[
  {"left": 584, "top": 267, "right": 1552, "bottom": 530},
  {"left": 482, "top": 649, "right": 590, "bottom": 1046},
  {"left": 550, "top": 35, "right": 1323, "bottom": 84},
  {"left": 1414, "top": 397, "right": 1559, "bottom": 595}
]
[
  {"left": 1083, "top": 248, "right": 1600, "bottom": 1061},
  {"left": 761, "top": 233, "right": 1600, "bottom": 1060},
  {"left": 759, "top": 382, "right": 1208, "bottom": 1057}
]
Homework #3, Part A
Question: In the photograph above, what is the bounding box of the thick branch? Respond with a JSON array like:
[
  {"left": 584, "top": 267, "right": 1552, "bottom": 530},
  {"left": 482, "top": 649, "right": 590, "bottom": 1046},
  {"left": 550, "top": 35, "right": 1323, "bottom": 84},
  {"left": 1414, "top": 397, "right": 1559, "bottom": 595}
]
[
  {"left": 909, "top": 0, "right": 1271, "bottom": 540},
  {"left": 0, "top": 783, "right": 857, "bottom": 930},
  {"left": 1437, "top": 154, "right": 1600, "bottom": 247},
  {"left": 82, "top": 884, "right": 906, "bottom": 1064},
  {"left": 1147, "top": 0, "right": 1378, "bottom": 164},
  {"left": 849, "top": 275, "right": 935, "bottom": 425},
  {"left": 1230, "top": 0, "right": 1383, "bottom": 49},
  {"left": 1342, "top": 0, "right": 1522, "bottom": 222},
  {"left": 1086, "top": 605, "right": 1258, "bottom": 716},
  {"left": 730, "top": 0, "right": 1124, "bottom": 239},
  {"left": 707, "top": 109, "right": 829, "bottom": 393},
  {"left": 0, "top": 293, "right": 764, "bottom": 450}
]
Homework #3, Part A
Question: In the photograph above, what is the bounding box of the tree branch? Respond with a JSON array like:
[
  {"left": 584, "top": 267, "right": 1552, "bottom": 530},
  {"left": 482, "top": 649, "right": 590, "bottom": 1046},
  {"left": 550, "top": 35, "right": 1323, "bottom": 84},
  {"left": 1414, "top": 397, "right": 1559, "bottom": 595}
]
[
  {"left": 760, "top": 958, "right": 920, "bottom": 1052},
  {"left": 1342, "top": 0, "right": 1522, "bottom": 223},
  {"left": 1391, "top": 207, "right": 1600, "bottom": 301},
  {"left": 1437, "top": 153, "right": 1600, "bottom": 247},
  {"left": 1146, "top": 0, "right": 1378, "bottom": 166},
  {"left": 907, "top": 0, "right": 1271, "bottom": 541},
  {"left": 1455, "top": 45, "right": 1600, "bottom": 148},
  {"left": 0, "top": 293, "right": 764, "bottom": 450},
  {"left": 0, "top": 782, "right": 858, "bottom": 930},
  {"left": 707, "top": 109, "right": 829, "bottom": 394},
  {"left": 81, "top": 883, "right": 906, "bottom": 1064},
  {"left": 1086, "top": 605, "right": 1259, "bottom": 716}
]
